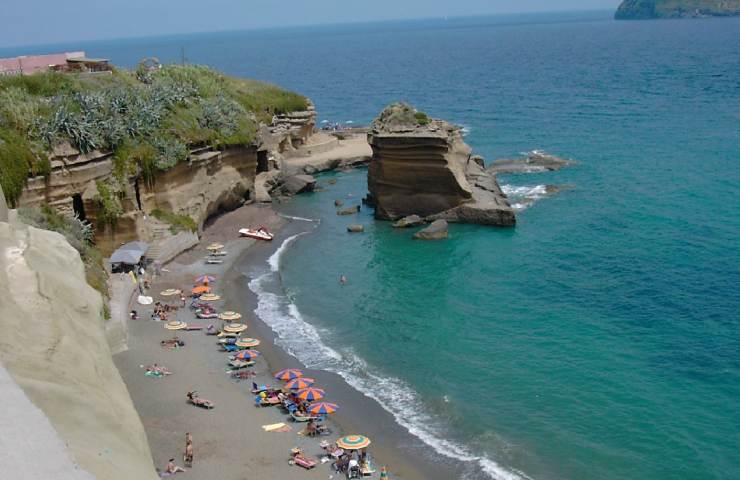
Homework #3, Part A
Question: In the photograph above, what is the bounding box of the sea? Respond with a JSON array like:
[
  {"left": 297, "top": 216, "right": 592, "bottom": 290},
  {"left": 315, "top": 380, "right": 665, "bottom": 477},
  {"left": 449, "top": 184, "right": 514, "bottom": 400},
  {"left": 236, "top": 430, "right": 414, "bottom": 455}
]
[{"left": 5, "top": 10, "right": 740, "bottom": 480}]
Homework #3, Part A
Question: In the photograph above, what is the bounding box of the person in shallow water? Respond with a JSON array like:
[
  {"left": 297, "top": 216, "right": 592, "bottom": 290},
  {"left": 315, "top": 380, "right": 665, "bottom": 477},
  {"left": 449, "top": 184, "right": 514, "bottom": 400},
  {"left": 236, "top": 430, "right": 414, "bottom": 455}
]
[{"left": 339, "top": 275, "right": 347, "bottom": 284}]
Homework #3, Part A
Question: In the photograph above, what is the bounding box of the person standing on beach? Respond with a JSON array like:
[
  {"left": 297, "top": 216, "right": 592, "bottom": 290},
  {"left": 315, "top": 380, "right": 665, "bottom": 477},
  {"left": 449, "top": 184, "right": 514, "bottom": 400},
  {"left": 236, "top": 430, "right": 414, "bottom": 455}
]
[{"left": 184, "top": 432, "right": 193, "bottom": 466}]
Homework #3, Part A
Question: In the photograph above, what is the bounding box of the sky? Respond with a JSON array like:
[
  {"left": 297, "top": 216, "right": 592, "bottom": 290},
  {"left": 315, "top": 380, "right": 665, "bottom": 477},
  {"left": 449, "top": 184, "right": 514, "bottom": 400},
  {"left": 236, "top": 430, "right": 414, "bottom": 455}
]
[{"left": 1, "top": 0, "right": 621, "bottom": 49}]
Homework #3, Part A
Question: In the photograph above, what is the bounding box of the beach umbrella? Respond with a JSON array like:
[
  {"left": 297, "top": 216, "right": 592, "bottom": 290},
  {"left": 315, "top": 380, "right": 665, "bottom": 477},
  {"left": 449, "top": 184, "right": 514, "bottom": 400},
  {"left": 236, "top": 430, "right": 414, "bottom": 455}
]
[
  {"left": 195, "top": 275, "right": 216, "bottom": 284},
  {"left": 218, "top": 311, "right": 242, "bottom": 321},
  {"left": 199, "top": 293, "right": 221, "bottom": 302},
  {"left": 164, "top": 320, "right": 187, "bottom": 330},
  {"left": 234, "top": 349, "right": 260, "bottom": 360},
  {"left": 308, "top": 402, "right": 339, "bottom": 415},
  {"left": 160, "top": 288, "right": 181, "bottom": 297},
  {"left": 235, "top": 338, "right": 261, "bottom": 348},
  {"left": 274, "top": 368, "right": 303, "bottom": 381},
  {"left": 295, "top": 387, "right": 325, "bottom": 402},
  {"left": 191, "top": 285, "right": 211, "bottom": 295},
  {"left": 336, "top": 435, "right": 371, "bottom": 450},
  {"left": 284, "top": 377, "right": 315, "bottom": 390},
  {"left": 223, "top": 323, "right": 247, "bottom": 333},
  {"left": 206, "top": 243, "right": 224, "bottom": 251}
]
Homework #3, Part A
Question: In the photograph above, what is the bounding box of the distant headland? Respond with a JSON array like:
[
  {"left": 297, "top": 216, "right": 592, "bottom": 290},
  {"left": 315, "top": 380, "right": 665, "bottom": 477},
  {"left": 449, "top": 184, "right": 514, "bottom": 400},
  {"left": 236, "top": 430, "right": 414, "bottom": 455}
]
[{"left": 615, "top": 0, "right": 740, "bottom": 19}]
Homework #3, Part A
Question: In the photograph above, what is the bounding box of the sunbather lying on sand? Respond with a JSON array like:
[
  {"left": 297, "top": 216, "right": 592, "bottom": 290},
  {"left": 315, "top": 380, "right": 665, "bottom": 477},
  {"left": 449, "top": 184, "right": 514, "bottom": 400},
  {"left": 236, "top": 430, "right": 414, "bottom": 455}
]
[
  {"left": 147, "top": 364, "right": 172, "bottom": 375},
  {"left": 164, "top": 458, "right": 186, "bottom": 475}
]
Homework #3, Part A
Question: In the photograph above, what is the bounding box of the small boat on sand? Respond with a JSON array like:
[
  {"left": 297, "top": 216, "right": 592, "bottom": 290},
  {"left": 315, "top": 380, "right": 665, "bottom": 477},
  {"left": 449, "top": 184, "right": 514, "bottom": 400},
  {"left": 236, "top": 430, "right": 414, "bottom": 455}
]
[{"left": 239, "top": 227, "right": 274, "bottom": 241}]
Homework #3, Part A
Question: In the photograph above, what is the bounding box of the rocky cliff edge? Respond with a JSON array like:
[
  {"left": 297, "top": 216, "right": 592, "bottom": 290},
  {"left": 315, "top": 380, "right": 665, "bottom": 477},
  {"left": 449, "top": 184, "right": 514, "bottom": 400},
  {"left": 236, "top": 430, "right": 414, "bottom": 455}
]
[{"left": 0, "top": 211, "right": 158, "bottom": 480}]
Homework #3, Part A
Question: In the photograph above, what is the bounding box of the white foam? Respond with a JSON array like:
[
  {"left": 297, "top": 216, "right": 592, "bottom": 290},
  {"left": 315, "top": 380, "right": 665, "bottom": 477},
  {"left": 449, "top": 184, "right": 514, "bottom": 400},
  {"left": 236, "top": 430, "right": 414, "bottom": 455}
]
[
  {"left": 501, "top": 185, "right": 548, "bottom": 198},
  {"left": 248, "top": 241, "right": 530, "bottom": 480},
  {"left": 268, "top": 233, "right": 307, "bottom": 272},
  {"left": 278, "top": 213, "right": 320, "bottom": 223}
]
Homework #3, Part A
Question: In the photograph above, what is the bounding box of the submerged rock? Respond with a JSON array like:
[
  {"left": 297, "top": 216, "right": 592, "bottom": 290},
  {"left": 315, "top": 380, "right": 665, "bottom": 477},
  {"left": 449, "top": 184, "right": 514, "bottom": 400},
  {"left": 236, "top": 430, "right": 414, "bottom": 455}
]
[
  {"left": 367, "top": 103, "right": 515, "bottom": 227},
  {"left": 334, "top": 199, "right": 344, "bottom": 207},
  {"left": 281, "top": 174, "right": 317, "bottom": 195},
  {"left": 413, "top": 219, "right": 449, "bottom": 240},
  {"left": 347, "top": 224, "right": 365, "bottom": 233},
  {"left": 337, "top": 205, "right": 361, "bottom": 215},
  {"left": 488, "top": 150, "right": 571, "bottom": 174},
  {"left": 393, "top": 214, "right": 424, "bottom": 228}
]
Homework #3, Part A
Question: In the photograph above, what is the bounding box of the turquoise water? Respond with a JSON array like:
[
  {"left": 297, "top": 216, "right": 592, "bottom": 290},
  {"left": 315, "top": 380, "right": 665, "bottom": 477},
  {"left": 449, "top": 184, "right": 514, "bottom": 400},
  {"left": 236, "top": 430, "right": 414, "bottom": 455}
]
[{"left": 8, "top": 11, "right": 740, "bottom": 480}]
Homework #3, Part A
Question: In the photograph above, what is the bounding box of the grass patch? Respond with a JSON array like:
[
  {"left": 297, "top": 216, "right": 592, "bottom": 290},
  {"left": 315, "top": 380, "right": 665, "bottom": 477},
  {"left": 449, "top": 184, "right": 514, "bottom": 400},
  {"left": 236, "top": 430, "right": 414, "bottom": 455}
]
[{"left": 151, "top": 208, "right": 198, "bottom": 234}]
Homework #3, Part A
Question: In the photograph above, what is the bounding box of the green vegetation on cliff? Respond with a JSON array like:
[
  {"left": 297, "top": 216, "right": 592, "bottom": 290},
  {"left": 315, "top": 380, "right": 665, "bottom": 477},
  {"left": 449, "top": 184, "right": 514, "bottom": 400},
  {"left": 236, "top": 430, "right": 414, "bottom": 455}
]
[
  {"left": 0, "top": 65, "right": 309, "bottom": 207},
  {"left": 615, "top": 0, "right": 740, "bottom": 19}
]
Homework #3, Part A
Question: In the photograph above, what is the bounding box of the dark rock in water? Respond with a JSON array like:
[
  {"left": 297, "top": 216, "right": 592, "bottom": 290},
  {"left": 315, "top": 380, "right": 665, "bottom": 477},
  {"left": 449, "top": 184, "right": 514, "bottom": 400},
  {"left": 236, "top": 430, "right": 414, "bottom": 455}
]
[
  {"left": 367, "top": 102, "right": 515, "bottom": 227},
  {"left": 393, "top": 215, "right": 424, "bottom": 228},
  {"left": 362, "top": 194, "right": 375, "bottom": 207},
  {"left": 337, "top": 205, "right": 361, "bottom": 215},
  {"left": 282, "top": 174, "right": 317, "bottom": 195},
  {"left": 347, "top": 224, "right": 365, "bottom": 233},
  {"left": 488, "top": 150, "right": 571, "bottom": 174},
  {"left": 327, "top": 178, "right": 338, "bottom": 185},
  {"left": 334, "top": 199, "right": 344, "bottom": 207},
  {"left": 413, "top": 219, "right": 448, "bottom": 240}
]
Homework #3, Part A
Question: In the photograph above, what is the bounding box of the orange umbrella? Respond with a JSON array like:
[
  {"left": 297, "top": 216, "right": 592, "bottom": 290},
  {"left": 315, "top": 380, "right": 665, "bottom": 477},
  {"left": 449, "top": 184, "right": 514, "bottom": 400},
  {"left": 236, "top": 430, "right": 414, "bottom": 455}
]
[
  {"left": 295, "top": 387, "right": 325, "bottom": 402},
  {"left": 192, "top": 285, "right": 211, "bottom": 295},
  {"left": 284, "top": 377, "right": 315, "bottom": 390}
]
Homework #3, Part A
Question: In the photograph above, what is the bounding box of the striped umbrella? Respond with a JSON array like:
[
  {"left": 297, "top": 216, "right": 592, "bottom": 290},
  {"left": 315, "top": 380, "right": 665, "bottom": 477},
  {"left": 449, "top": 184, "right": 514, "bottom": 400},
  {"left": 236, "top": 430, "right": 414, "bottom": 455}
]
[
  {"left": 274, "top": 369, "right": 303, "bottom": 381},
  {"left": 164, "top": 320, "right": 187, "bottom": 330},
  {"left": 199, "top": 293, "right": 221, "bottom": 302},
  {"left": 234, "top": 349, "right": 260, "bottom": 360},
  {"left": 223, "top": 323, "right": 247, "bottom": 333},
  {"left": 195, "top": 275, "right": 216, "bottom": 284},
  {"left": 284, "top": 377, "right": 315, "bottom": 390},
  {"left": 191, "top": 285, "right": 211, "bottom": 295},
  {"left": 336, "top": 435, "right": 371, "bottom": 450},
  {"left": 160, "top": 289, "right": 181, "bottom": 297},
  {"left": 308, "top": 402, "right": 339, "bottom": 415},
  {"left": 206, "top": 243, "right": 224, "bottom": 251},
  {"left": 218, "top": 311, "right": 242, "bottom": 321},
  {"left": 295, "top": 387, "right": 325, "bottom": 402},
  {"left": 235, "top": 338, "right": 260, "bottom": 348}
]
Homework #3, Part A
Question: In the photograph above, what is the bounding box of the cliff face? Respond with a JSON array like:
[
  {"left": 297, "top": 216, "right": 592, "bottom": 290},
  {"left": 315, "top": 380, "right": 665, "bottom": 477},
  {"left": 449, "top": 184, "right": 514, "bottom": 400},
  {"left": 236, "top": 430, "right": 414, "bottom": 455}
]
[
  {"left": 16, "top": 108, "right": 315, "bottom": 256},
  {"left": 615, "top": 0, "right": 740, "bottom": 19},
  {"left": 0, "top": 214, "right": 158, "bottom": 480},
  {"left": 367, "top": 103, "right": 515, "bottom": 226}
]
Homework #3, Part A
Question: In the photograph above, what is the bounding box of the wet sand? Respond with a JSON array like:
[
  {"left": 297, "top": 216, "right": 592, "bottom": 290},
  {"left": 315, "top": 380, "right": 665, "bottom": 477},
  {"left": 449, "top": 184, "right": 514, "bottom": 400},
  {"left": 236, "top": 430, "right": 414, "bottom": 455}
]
[{"left": 114, "top": 203, "right": 458, "bottom": 479}]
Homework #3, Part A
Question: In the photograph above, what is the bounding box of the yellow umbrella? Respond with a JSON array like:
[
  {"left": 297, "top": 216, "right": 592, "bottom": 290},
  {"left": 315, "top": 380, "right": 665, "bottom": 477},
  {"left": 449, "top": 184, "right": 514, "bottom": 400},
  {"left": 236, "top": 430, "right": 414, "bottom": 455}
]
[
  {"left": 336, "top": 435, "right": 371, "bottom": 450},
  {"left": 199, "top": 293, "right": 221, "bottom": 302},
  {"left": 164, "top": 320, "right": 187, "bottom": 330},
  {"left": 235, "top": 338, "right": 260, "bottom": 348},
  {"left": 206, "top": 243, "right": 224, "bottom": 251},
  {"left": 160, "top": 289, "right": 181, "bottom": 297},
  {"left": 218, "top": 311, "right": 242, "bottom": 321},
  {"left": 223, "top": 323, "right": 247, "bottom": 333}
]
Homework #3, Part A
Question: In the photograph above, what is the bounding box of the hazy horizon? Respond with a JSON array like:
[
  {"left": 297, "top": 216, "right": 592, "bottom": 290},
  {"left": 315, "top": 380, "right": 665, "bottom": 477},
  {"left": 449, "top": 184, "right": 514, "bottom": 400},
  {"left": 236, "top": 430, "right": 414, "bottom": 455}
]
[{"left": 1, "top": 0, "right": 620, "bottom": 49}]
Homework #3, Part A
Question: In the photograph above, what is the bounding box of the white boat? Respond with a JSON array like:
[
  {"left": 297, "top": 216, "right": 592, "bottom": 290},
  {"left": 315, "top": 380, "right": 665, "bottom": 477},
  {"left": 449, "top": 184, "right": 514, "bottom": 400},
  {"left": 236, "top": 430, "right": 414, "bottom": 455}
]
[{"left": 239, "top": 227, "right": 274, "bottom": 241}]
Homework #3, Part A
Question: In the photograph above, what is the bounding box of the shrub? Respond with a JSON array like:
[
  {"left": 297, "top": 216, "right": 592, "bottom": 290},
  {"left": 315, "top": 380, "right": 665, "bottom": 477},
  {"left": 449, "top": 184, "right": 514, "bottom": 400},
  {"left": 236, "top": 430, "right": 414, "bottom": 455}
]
[
  {"left": 151, "top": 208, "right": 198, "bottom": 234},
  {"left": 95, "top": 180, "right": 123, "bottom": 228}
]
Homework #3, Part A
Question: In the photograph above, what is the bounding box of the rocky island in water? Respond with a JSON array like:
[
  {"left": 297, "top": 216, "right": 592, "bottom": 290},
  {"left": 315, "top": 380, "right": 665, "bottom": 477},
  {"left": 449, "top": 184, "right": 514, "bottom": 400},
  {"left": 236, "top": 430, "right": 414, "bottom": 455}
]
[
  {"left": 367, "top": 103, "right": 516, "bottom": 227},
  {"left": 615, "top": 0, "right": 740, "bottom": 19}
]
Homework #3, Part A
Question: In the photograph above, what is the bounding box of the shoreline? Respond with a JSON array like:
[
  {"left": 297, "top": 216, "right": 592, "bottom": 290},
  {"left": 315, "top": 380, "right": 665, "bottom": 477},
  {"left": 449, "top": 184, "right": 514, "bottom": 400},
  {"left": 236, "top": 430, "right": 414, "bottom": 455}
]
[{"left": 113, "top": 200, "right": 453, "bottom": 480}]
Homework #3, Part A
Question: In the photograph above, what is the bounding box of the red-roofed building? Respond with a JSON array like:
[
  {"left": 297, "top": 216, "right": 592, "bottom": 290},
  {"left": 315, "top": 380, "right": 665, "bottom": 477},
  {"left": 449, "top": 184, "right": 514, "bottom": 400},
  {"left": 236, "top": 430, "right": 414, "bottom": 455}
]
[{"left": 0, "top": 51, "right": 110, "bottom": 76}]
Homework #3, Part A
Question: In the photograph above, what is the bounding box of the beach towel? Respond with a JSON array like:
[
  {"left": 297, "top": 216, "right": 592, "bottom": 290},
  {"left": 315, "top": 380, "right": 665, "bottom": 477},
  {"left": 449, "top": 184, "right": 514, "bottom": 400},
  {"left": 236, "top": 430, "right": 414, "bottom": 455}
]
[{"left": 262, "top": 422, "right": 292, "bottom": 432}]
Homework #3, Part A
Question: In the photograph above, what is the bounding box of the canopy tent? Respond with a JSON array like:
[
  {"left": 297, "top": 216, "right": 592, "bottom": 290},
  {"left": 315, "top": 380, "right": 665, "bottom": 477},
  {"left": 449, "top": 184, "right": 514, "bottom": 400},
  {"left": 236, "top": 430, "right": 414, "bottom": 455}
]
[{"left": 109, "top": 241, "right": 149, "bottom": 265}]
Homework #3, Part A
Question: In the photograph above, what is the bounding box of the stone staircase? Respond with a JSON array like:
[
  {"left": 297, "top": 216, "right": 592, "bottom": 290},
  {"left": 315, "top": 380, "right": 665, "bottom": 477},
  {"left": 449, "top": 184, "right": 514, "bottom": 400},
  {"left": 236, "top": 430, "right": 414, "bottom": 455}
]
[{"left": 145, "top": 223, "right": 171, "bottom": 262}]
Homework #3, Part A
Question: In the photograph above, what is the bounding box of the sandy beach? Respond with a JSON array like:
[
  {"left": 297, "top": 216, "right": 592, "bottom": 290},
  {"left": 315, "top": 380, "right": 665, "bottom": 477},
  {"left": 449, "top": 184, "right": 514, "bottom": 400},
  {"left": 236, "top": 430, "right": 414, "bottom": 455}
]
[{"left": 113, "top": 202, "right": 454, "bottom": 480}]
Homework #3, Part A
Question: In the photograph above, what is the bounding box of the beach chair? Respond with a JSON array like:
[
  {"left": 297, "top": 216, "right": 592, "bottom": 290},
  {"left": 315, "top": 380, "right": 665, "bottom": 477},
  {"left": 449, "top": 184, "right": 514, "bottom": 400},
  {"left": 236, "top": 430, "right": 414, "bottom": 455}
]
[
  {"left": 222, "top": 344, "right": 238, "bottom": 352},
  {"left": 251, "top": 382, "right": 270, "bottom": 394},
  {"left": 290, "top": 412, "right": 317, "bottom": 423}
]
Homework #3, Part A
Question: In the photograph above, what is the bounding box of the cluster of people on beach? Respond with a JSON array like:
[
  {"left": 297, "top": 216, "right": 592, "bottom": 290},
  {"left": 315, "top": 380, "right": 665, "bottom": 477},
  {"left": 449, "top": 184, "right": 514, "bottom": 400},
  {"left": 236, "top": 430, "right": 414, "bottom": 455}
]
[{"left": 137, "top": 244, "right": 380, "bottom": 479}]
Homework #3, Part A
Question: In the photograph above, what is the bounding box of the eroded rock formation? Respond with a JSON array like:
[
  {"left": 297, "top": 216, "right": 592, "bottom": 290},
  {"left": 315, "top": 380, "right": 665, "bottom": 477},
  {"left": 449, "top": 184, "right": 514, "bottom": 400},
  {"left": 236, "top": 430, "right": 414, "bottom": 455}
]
[
  {"left": 0, "top": 213, "right": 158, "bottom": 480},
  {"left": 367, "top": 103, "right": 515, "bottom": 226}
]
